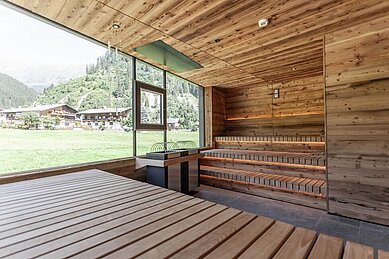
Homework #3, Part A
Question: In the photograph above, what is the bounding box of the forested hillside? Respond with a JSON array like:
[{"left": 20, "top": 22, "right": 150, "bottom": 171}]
[
  {"left": 36, "top": 51, "right": 200, "bottom": 129},
  {"left": 0, "top": 72, "right": 38, "bottom": 108},
  {"left": 36, "top": 52, "right": 133, "bottom": 111}
]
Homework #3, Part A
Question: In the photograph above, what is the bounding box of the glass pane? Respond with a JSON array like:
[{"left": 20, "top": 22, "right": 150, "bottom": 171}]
[
  {"left": 136, "top": 131, "right": 164, "bottom": 156},
  {"left": 166, "top": 73, "right": 200, "bottom": 147},
  {"left": 136, "top": 60, "right": 164, "bottom": 88},
  {"left": 0, "top": 4, "right": 134, "bottom": 175},
  {"left": 140, "top": 89, "right": 162, "bottom": 124}
]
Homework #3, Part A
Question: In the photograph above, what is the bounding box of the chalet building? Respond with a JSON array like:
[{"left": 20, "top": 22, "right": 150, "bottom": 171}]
[
  {"left": 0, "top": 104, "right": 77, "bottom": 128},
  {"left": 167, "top": 118, "right": 180, "bottom": 130},
  {"left": 78, "top": 108, "right": 131, "bottom": 130}
]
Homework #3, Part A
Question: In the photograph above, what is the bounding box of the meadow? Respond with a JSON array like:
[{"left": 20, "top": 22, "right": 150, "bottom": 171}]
[{"left": 0, "top": 128, "right": 199, "bottom": 175}]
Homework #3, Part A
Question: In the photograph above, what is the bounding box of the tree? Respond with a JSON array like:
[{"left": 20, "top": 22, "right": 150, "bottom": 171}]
[
  {"left": 21, "top": 112, "right": 40, "bottom": 129},
  {"left": 120, "top": 114, "right": 133, "bottom": 132},
  {"left": 42, "top": 117, "right": 60, "bottom": 130},
  {"left": 143, "top": 95, "right": 150, "bottom": 108}
]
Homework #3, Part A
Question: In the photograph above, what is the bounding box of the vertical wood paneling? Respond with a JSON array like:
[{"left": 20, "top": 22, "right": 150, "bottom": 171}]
[
  {"left": 212, "top": 87, "right": 226, "bottom": 138},
  {"left": 325, "top": 17, "right": 389, "bottom": 225},
  {"left": 204, "top": 87, "right": 226, "bottom": 147},
  {"left": 204, "top": 87, "right": 213, "bottom": 147}
]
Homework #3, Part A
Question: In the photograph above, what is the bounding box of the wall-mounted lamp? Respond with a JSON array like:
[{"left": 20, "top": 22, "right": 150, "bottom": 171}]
[{"left": 273, "top": 88, "right": 280, "bottom": 99}]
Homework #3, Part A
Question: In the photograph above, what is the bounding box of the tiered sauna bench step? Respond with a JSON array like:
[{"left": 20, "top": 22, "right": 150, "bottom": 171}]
[
  {"left": 200, "top": 135, "right": 326, "bottom": 209},
  {"left": 201, "top": 166, "right": 327, "bottom": 196},
  {"left": 215, "top": 136, "right": 325, "bottom": 142},
  {"left": 203, "top": 149, "right": 325, "bottom": 166},
  {"left": 200, "top": 156, "right": 326, "bottom": 180},
  {"left": 215, "top": 136, "right": 325, "bottom": 153}
]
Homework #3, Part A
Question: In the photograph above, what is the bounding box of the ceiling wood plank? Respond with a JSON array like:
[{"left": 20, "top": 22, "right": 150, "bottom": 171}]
[{"left": 6, "top": 0, "right": 389, "bottom": 87}]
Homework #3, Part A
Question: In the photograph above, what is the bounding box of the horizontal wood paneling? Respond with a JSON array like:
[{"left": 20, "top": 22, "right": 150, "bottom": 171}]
[
  {"left": 225, "top": 84, "right": 272, "bottom": 120},
  {"left": 273, "top": 76, "right": 324, "bottom": 136},
  {"left": 325, "top": 17, "right": 389, "bottom": 225},
  {"left": 223, "top": 76, "right": 324, "bottom": 136},
  {"left": 326, "top": 16, "right": 389, "bottom": 87},
  {"left": 225, "top": 117, "right": 274, "bottom": 136}
]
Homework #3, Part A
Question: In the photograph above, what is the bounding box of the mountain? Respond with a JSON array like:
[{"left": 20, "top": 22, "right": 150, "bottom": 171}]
[
  {"left": 35, "top": 52, "right": 133, "bottom": 111},
  {"left": 0, "top": 64, "right": 85, "bottom": 93},
  {"left": 0, "top": 72, "right": 38, "bottom": 108},
  {"left": 35, "top": 51, "right": 200, "bottom": 129}
]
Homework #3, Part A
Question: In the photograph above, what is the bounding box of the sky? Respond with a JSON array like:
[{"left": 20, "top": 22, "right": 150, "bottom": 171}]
[{"left": 0, "top": 3, "right": 106, "bottom": 68}]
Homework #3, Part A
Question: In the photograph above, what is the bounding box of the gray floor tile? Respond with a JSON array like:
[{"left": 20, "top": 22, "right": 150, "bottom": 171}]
[
  {"left": 194, "top": 185, "right": 389, "bottom": 251},
  {"left": 359, "top": 222, "right": 389, "bottom": 251},
  {"left": 225, "top": 198, "right": 261, "bottom": 215},
  {"left": 314, "top": 213, "right": 361, "bottom": 243},
  {"left": 193, "top": 186, "right": 242, "bottom": 205}
]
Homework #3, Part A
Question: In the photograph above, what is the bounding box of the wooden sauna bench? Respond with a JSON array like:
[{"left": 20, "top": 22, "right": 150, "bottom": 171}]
[
  {"left": 203, "top": 149, "right": 326, "bottom": 166},
  {"left": 0, "top": 169, "right": 384, "bottom": 259},
  {"left": 200, "top": 135, "right": 327, "bottom": 209},
  {"left": 201, "top": 166, "right": 327, "bottom": 195},
  {"left": 214, "top": 136, "right": 326, "bottom": 153}
]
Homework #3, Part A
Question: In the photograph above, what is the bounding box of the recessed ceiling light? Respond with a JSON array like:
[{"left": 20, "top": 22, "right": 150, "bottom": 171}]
[
  {"left": 258, "top": 18, "right": 269, "bottom": 28},
  {"left": 292, "top": 67, "right": 297, "bottom": 71},
  {"left": 112, "top": 23, "right": 121, "bottom": 29}
]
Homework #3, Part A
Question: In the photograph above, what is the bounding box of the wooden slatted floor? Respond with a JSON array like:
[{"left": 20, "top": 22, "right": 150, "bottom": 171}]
[{"left": 0, "top": 169, "right": 382, "bottom": 259}]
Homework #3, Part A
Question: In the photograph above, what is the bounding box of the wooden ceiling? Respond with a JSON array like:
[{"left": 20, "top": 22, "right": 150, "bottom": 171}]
[{"left": 5, "top": 0, "right": 389, "bottom": 88}]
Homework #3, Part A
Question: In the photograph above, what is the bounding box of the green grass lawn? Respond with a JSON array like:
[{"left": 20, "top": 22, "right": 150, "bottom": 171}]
[{"left": 0, "top": 128, "right": 199, "bottom": 175}]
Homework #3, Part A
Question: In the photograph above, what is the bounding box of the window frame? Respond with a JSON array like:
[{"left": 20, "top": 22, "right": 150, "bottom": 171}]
[{"left": 135, "top": 80, "right": 167, "bottom": 131}]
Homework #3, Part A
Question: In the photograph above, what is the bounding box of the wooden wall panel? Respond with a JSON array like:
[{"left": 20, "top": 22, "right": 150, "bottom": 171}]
[
  {"left": 224, "top": 83, "right": 273, "bottom": 136},
  {"left": 204, "top": 87, "right": 213, "bottom": 147},
  {"left": 204, "top": 87, "right": 226, "bottom": 147},
  {"left": 273, "top": 76, "right": 324, "bottom": 136},
  {"left": 325, "top": 16, "right": 389, "bottom": 225},
  {"left": 223, "top": 76, "right": 324, "bottom": 136},
  {"left": 224, "top": 117, "right": 274, "bottom": 136},
  {"left": 212, "top": 87, "right": 226, "bottom": 138}
]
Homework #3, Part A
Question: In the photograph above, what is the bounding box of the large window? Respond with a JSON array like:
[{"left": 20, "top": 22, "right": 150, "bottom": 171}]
[
  {"left": 136, "top": 131, "right": 165, "bottom": 156},
  {"left": 0, "top": 3, "right": 203, "bottom": 175},
  {"left": 167, "top": 73, "right": 202, "bottom": 147},
  {"left": 136, "top": 60, "right": 163, "bottom": 88},
  {"left": 0, "top": 3, "right": 135, "bottom": 175}
]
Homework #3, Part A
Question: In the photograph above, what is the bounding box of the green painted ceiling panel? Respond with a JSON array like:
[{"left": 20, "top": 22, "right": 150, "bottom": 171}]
[{"left": 134, "top": 40, "right": 203, "bottom": 72}]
